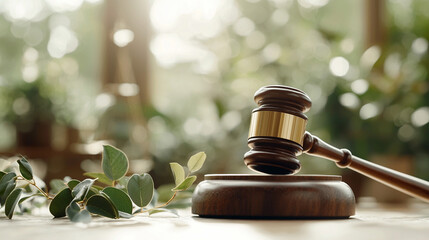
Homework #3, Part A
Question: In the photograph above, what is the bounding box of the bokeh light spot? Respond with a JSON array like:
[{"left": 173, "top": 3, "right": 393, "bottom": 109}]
[
  {"left": 411, "top": 37, "right": 428, "bottom": 55},
  {"left": 233, "top": 17, "right": 255, "bottom": 36},
  {"left": 360, "top": 46, "right": 381, "bottom": 69},
  {"left": 411, "top": 107, "right": 429, "bottom": 127},
  {"left": 359, "top": 102, "right": 380, "bottom": 120},
  {"left": 339, "top": 93, "right": 360, "bottom": 109},
  {"left": 113, "top": 29, "right": 134, "bottom": 47},
  {"left": 329, "top": 56, "right": 349, "bottom": 77},
  {"left": 398, "top": 124, "right": 415, "bottom": 142},
  {"left": 351, "top": 79, "right": 369, "bottom": 95}
]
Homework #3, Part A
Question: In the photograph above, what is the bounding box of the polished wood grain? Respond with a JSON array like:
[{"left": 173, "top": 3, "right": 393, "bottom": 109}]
[
  {"left": 245, "top": 85, "right": 429, "bottom": 203},
  {"left": 303, "top": 132, "right": 429, "bottom": 202},
  {"left": 244, "top": 85, "right": 311, "bottom": 175},
  {"left": 192, "top": 174, "right": 355, "bottom": 218}
]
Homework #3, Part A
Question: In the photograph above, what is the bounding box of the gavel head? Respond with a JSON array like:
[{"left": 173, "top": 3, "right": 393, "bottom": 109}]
[{"left": 244, "top": 85, "right": 312, "bottom": 175}]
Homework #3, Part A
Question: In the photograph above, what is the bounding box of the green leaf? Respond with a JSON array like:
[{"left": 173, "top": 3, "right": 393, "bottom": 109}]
[
  {"left": 92, "top": 185, "right": 104, "bottom": 191},
  {"left": 49, "top": 179, "right": 67, "bottom": 194},
  {"left": 72, "top": 179, "right": 96, "bottom": 201},
  {"left": 187, "top": 152, "right": 206, "bottom": 173},
  {"left": 86, "top": 187, "right": 99, "bottom": 199},
  {"left": 0, "top": 171, "right": 6, "bottom": 181},
  {"left": 0, "top": 172, "right": 17, "bottom": 206},
  {"left": 0, "top": 182, "right": 16, "bottom": 207},
  {"left": 65, "top": 201, "right": 79, "bottom": 218},
  {"left": 169, "top": 163, "right": 185, "bottom": 186},
  {"left": 67, "top": 179, "right": 80, "bottom": 190},
  {"left": 172, "top": 176, "right": 197, "bottom": 191},
  {"left": 0, "top": 172, "right": 16, "bottom": 189},
  {"left": 83, "top": 172, "right": 114, "bottom": 186},
  {"left": 101, "top": 187, "right": 133, "bottom": 214},
  {"left": 86, "top": 194, "right": 119, "bottom": 219},
  {"left": 49, "top": 188, "right": 74, "bottom": 218},
  {"left": 5, "top": 188, "right": 23, "bottom": 219},
  {"left": 17, "top": 157, "right": 33, "bottom": 180},
  {"left": 19, "top": 193, "right": 44, "bottom": 204},
  {"left": 127, "top": 173, "right": 154, "bottom": 207},
  {"left": 102, "top": 145, "right": 129, "bottom": 181},
  {"left": 66, "top": 201, "right": 92, "bottom": 223}
]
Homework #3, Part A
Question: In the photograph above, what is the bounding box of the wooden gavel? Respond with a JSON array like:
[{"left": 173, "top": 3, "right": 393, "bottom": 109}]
[{"left": 244, "top": 85, "right": 429, "bottom": 203}]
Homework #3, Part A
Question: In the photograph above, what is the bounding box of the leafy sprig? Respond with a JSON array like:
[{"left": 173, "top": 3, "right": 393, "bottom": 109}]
[
  {"left": 170, "top": 152, "right": 206, "bottom": 191},
  {"left": 0, "top": 145, "right": 206, "bottom": 223}
]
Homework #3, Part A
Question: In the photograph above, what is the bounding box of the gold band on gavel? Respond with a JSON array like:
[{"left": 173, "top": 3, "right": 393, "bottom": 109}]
[{"left": 248, "top": 111, "right": 307, "bottom": 146}]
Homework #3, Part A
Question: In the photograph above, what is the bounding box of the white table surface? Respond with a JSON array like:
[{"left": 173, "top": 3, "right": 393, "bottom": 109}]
[{"left": 1, "top": 202, "right": 429, "bottom": 240}]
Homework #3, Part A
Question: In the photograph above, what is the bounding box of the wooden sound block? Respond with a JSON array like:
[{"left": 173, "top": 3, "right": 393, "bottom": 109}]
[{"left": 192, "top": 174, "right": 355, "bottom": 219}]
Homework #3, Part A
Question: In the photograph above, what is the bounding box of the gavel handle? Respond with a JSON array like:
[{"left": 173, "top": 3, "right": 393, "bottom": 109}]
[{"left": 303, "top": 132, "right": 429, "bottom": 203}]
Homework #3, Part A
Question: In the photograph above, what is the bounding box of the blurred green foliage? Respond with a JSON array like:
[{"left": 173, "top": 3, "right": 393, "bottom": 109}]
[
  {"left": 1, "top": 0, "right": 429, "bottom": 182},
  {"left": 0, "top": 1, "right": 102, "bottom": 148},
  {"left": 324, "top": 0, "right": 429, "bottom": 179},
  {"left": 147, "top": 0, "right": 429, "bottom": 179}
]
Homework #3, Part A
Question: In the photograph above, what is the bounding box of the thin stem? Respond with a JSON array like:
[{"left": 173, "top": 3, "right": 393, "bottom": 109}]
[
  {"left": 16, "top": 176, "right": 53, "bottom": 200},
  {"left": 140, "top": 191, "right": 178, "bottom": 214},
  {"left": 155, "top": 191, "right": 178, "bottom": 209},
  {"left": 31, "top": 180, "right": 52, "bottom": 200},
  {"left": 139, "top": 171, "right": 191, "bottom": 214}
]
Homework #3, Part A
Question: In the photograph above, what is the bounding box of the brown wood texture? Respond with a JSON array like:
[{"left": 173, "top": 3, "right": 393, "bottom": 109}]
[
  {"left": 365, "top": 0, "right": 386, "bottom": 48},
  {"left": 245, "top": 85, "right": 429, "bottom": 203},
  {"left": 244, "top": 86, "right": 311, "bottom": 175},
  {"left": 101, "top": 0, "right": 150, "bottom": 103},
  {"left": 192, "top": 174, "right": 355, "bottom": 218},
  {"left": 303, "top": 132, "right": 429, "bottom": 202},
  {"left": 244, "top": 136, "right": 302, "bottom": 174}
]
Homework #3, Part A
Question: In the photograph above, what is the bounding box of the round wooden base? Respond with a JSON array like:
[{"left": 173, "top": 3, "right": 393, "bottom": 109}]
[{"left": 192, "top": 174, "right": 355, "bottom": 219}]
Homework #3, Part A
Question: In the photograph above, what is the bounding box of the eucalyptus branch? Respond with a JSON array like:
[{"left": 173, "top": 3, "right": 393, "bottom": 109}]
[
  {"left": 1, "top": 147, "right": 206, "bottom": 223},
  {"left": 16, "top": 176, "right": 53, "bottom": 200}
]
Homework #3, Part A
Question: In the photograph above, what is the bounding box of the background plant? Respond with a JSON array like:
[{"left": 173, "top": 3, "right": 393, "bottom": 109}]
[
  {"left": 1, "top": 0, "right": 429, "bottom": 195},
  {"left": 0, "top": 145, "right": 206, "bottom": 223},
  {"left": 321, "top": 0, "right": 429, "bottom": 179}
]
